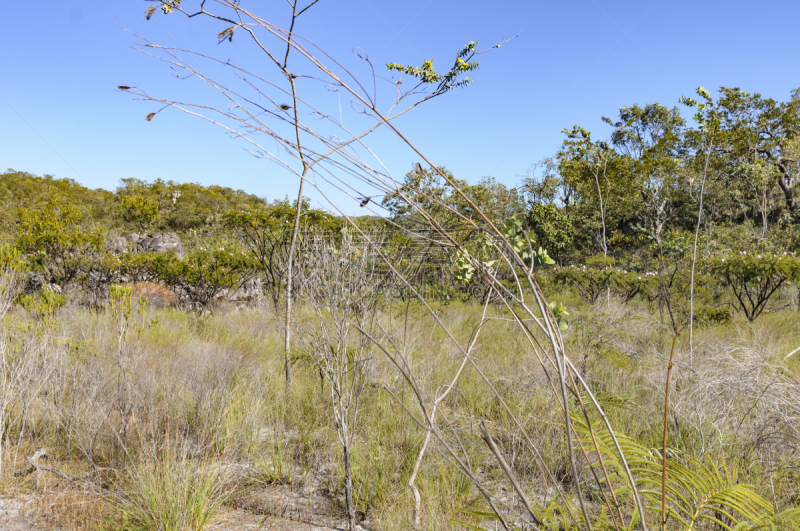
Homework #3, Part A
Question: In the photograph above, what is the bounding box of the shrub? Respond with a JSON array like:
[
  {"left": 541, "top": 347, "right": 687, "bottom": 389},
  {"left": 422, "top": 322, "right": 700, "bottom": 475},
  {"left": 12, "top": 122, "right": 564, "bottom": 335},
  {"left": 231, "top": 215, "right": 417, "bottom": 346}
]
[
  {"left": 553, "top": 255, "right": 658, "bottom": 304},
  {"left": 225, "top": 200, "right": 340, "bottom": 309},
  {"left": 527, "top": 203, "right": 574, "bottom": 256},
  {"left": 14, "top": 199, "right": 104, "bottom": 288},
  {"left": 706, "top": 251, "right": 800, "bottom": 321},
  {"left": 119, "top": 194, "right": 159, "bottom": 232},
  {"left": 150, "top": 247, "right": 257, "bottom": 311}
]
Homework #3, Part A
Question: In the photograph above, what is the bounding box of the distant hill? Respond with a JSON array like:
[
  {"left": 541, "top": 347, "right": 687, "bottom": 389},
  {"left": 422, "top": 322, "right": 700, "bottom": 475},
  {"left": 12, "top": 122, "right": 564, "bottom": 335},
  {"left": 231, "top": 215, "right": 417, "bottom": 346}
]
[{"left": 0, "top": 169, "right": 272, "bottom": 241}]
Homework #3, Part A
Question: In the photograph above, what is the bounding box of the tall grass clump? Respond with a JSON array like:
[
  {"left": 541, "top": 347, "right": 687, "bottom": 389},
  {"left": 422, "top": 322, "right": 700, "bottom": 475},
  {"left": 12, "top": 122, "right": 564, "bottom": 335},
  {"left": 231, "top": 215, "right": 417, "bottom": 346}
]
[{"left": 102, "top": 452, "right": 231, "bottom": 531}]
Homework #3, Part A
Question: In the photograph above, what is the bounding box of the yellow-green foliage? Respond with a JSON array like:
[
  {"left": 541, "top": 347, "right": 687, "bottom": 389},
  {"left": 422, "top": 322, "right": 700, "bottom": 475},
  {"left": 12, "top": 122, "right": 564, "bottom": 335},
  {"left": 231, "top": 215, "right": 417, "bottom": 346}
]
[
  {"left": 14, "top": 198, "right": 104, "bottom": 286},
  {"left": 707, "top": 252, "right": 800, "bottom": 321},
  {"left": 575, "top": 419, "right": 800, "bottom": 530},
  {"left": 149, "top": 247, "right": 257, "bottom": 310},
  {"left": 102, "top": 454, "right": 231, "bottom": 531},
  {"left": 554, "top": 255, "right": 658, "bottom": 304},
  {"left": 0, "top": 170, "right": 115, "bottom": 231}
]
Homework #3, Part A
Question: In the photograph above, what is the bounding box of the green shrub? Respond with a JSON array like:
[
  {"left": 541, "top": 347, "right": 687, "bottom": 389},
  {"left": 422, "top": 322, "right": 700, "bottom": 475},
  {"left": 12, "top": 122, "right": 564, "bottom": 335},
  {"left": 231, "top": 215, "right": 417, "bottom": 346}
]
[
  {"left": 14, "top": 199, "right": 104, "bottom": 287},
  {"left": 706, "top": 252, "right": 800, "bottom": 321},
  {"left": 150, "top": 247, "right": 257, "bottom": 310},
  {"left": 553, "top": 255, "right": 658, "bottom": 304},
  {"left": 527, "top": 203, "right": 574, "bottom": 255}
]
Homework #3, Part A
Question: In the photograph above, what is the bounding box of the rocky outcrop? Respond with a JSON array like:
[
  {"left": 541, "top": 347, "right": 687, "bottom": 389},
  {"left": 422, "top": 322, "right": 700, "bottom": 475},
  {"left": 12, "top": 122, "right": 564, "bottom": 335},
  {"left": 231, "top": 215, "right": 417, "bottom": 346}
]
[
  {"left": 238, "top": 277, "right": 262, "bottom": 300},
  {"left": 104, "top": 236, "right": 129, "bottom": 254},
  {"left": 107, "top": 232, "right": 184, "bottom": 258},
  {"left": 139, "top": 232, "right": 183, "bottom": 258},
  {"left": 21, "top": 272, "right": 62, "bottom": 295}
]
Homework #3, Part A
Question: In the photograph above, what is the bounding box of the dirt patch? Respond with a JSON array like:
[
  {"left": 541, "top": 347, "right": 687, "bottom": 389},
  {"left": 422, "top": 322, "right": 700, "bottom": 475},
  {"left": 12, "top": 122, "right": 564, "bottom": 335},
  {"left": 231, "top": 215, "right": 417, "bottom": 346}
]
[
  {"left": 0, "top": 494, "right": 58, "bottom": 531},
  {"left": 224, "top": 482, "right": 367, "bottom": 530},
  {"left": 0, "top": 483, "right": 368, "bottom": 531}
]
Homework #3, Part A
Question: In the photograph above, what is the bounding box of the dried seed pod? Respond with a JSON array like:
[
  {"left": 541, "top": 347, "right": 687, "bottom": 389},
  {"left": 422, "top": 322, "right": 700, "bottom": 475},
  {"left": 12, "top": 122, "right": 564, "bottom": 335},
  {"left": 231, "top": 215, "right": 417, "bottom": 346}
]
[{"left": 217, "top": 26, "right": 235, "bottom": 44}]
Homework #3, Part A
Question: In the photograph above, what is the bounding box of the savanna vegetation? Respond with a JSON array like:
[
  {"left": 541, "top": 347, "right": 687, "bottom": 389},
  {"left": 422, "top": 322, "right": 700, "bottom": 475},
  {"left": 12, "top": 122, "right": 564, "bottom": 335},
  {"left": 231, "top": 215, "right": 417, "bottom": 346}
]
[{"left": 2, "top": 1, "right": 800, "bottom": 530}]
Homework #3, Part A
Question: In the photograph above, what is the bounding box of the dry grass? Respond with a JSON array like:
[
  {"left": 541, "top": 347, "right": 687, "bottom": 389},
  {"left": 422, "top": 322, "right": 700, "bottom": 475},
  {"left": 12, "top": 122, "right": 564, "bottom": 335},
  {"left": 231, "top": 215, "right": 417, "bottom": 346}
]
[
  {"left": 124, "top": 281, "right": 177, "bottom": 308},
  {"left": 0, "top": 287, "right": 797, "bottom": 529}
]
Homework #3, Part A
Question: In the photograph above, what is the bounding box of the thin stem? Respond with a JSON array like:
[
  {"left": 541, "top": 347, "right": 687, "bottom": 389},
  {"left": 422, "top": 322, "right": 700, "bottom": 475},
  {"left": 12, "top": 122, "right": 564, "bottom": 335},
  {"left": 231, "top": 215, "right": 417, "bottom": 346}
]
[
  {"left": 661, "top": 332, "right": 678, "bottom": 531},
  {"left": 689, "top": 126, "right": 715, "bottom": 368},
  {"left": 283, "top": 4, "right": 309, "bottom": 386}
]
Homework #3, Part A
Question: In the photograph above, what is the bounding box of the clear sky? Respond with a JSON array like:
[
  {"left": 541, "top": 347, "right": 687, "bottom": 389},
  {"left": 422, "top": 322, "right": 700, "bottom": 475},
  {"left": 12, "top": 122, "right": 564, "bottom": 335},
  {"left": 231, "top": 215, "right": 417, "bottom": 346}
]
[{"left": 2, "top": 1, "right": 799, "bottom": 213}]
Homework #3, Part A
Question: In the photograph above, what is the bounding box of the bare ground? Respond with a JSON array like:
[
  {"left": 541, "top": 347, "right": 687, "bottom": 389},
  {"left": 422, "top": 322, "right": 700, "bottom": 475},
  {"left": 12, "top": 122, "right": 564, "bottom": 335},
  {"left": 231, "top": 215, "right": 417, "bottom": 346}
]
[{"left": 0, "top": 481, "right": 367, "bottom": 531}]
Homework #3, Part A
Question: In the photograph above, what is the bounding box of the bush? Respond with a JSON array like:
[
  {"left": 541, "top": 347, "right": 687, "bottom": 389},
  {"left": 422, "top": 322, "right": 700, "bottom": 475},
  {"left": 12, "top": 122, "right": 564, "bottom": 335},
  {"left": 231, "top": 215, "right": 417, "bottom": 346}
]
[
  {"left": 14, "top": 199, "right": 104, "bottom": 288},
  {"left": 553, "top": 255, "right": 657, "bottom": 304},
  {"left": 150, "top": 247, "right": 257, "bottom": 311},
  {"left": 706, "top": 251, "right": 800, "bottom": 321},
  {"left": 527, "top": 203, "right": 574, "bottom": 256}
]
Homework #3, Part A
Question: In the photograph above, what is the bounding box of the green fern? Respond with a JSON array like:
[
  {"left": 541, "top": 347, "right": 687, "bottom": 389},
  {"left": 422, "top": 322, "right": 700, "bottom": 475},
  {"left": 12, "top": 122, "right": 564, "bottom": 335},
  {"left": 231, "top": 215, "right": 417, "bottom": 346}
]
[
  {"left": 452, "top": 502, "right": 583, "bottom": 531},
  {"left": 573, "top": 420, "right": 800, "bottom": 530},
  {"left": 452, "top": 419, "right": 800, "bottom": 530}
]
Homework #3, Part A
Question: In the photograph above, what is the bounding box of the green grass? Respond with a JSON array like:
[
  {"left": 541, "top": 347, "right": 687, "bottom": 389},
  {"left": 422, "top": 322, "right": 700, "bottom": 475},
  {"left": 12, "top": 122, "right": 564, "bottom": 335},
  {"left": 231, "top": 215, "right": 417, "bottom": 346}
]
[{"left": 101, "top": 453, "right": 231, "bottom": 531}]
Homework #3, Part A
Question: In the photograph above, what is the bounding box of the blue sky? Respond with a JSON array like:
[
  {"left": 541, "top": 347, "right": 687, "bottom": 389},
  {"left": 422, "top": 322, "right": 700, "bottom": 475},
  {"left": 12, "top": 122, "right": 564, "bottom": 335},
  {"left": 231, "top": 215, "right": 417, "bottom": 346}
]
[{"left": 2, "top": 0, "right": 799, "bottom": 213}]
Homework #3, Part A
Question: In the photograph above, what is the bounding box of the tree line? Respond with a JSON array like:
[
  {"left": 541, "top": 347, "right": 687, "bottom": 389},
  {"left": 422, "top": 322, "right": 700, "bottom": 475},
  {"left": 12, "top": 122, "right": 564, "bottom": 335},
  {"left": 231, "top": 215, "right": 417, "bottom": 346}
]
[{"left": 1, "top": 85, "right": 799, "bottom": 321}]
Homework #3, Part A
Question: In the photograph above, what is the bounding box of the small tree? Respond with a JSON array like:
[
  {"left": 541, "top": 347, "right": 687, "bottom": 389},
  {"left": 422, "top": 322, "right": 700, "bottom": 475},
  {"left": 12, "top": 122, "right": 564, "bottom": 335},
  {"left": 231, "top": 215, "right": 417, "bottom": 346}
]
[
  {"left": 558, "top": 126, "right": 635, "bottom": 256},
  {"left": 554, "top": 256, "right": 656, "bottom": 304},
  {"left": 151, "top": 247, "right": 256, "bottom": 312},
  {"left": 295, "top": 232, "right": 388, "bottom": 530},
  {"left": 14, "top": 198, "right": 105, "bottom": 289},
  {"left": 120, "top": 193, "right": 160, "bottom": 232},
  {"left": 225, "top": 199, "right": 339, "bottom": 310},
  {"left": 603, "top": 102, "right": 686, "bottom": 247},
  {"left": 707, "top": 252, "right": 800, "bottom": 321},
  {"left": 527, "top": 203, "right": 574, "bottom": 259}
]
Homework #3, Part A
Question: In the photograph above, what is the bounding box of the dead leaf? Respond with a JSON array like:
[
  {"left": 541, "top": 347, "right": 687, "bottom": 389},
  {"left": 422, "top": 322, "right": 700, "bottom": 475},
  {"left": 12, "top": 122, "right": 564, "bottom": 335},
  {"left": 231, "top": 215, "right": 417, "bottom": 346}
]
[
  {"left": 146, "top": 113, "right": 156, "bottom": 122},
  {"left": 217, "top": 26, "right": 235, "bottom": 44}
]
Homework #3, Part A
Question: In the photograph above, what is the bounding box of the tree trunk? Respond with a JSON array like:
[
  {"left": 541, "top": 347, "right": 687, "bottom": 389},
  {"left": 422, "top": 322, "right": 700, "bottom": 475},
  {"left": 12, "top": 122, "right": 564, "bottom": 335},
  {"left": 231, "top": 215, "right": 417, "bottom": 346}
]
[
  {"left": 776, "top": 168, "right": 798, "bottom": 215},
  {"left": 343, "top": 442, "right": 356, "bottom": 530},
  {"left": 284, "top": 175, "right": 306, "bottom": 388}
]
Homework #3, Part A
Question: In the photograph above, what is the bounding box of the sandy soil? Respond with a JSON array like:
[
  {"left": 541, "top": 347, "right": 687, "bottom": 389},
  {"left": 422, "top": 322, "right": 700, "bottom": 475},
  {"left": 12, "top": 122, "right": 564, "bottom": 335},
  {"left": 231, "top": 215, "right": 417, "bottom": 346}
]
[{"left": 0, "top": 482, "right": 369, "bottom": 531}]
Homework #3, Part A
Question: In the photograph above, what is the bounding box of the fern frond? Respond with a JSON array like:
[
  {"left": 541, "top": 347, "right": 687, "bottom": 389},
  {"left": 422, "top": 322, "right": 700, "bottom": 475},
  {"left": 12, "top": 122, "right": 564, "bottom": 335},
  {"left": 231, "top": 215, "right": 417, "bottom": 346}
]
[{"left": 573, "top": 420, "right": 798, "bottom": 530}]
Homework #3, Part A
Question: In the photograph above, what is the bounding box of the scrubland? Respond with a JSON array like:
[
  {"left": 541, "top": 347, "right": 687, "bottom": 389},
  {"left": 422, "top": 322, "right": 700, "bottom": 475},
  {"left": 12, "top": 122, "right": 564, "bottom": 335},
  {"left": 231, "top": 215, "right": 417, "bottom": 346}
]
[{"left": 2, "top": 285, "right": 799, "bottom": 530}]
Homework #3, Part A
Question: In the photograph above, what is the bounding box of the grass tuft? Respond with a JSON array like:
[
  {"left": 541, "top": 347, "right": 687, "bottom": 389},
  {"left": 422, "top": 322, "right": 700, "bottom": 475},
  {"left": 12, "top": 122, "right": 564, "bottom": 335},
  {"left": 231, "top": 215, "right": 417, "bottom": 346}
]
[{"left": 100, "top": 453, "right": 230, "bottom": 531}]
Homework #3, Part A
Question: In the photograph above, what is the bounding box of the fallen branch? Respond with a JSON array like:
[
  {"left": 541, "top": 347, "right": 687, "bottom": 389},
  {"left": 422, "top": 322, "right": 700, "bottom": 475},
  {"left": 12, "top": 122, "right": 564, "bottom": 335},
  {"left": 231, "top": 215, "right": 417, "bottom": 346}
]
[
  {"left": 13, "top": 447, "right": 114, "bottom": 490},
  {"left": 785, "top": 345, "right": 800, "bottom": 360},
  {"left": 12, "top": 447, "right": 52, "bottom": 477}
]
